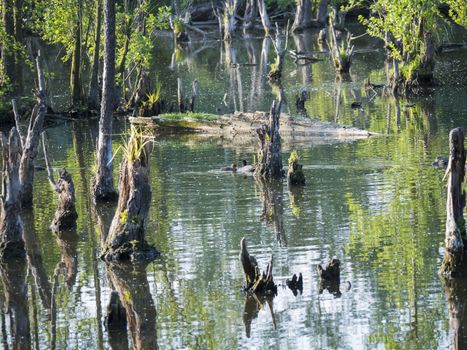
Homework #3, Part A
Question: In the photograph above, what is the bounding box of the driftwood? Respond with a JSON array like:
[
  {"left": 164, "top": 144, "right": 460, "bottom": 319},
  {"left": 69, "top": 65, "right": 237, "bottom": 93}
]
[
  {"left": 239, "top": 238, "right": 277, "bottom": 294},
  {"left": 440, "top": 128, "right": 467, "bottom": 277},
  {"left": 287, "top": 150, "right": 305, "bottom": 186},
  {"left": 42, "top": 133, "right": 78, "bottom": 232},
  {"left": 0, "top": 128, "right": 25, "bottom": 259},
  {"left": 101, "top": 127, "right": 158, "bottom": 261},
  {"left": 255, "top": 100, "right": 284, "bottom": 180}
]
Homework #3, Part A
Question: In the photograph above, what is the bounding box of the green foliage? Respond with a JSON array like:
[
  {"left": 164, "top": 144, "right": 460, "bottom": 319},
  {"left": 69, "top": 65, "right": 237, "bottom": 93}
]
[
  {"left": 119, "top": 125, "right": 154, "bottom": 163},
  {"left": 158, "top": 112, "right": 218, "bottom": 122},
  {"left": 447, "top": 0, "right": 467, "bottom": 27},
  {"left": 120, "top": 209, "right": 129, "bottom": 224},
  {"left": 146, "top": 80, "right": 162, "bottom": 107},
  {"left": 288, "top": 150, "right": 300, "bottom": 166}
]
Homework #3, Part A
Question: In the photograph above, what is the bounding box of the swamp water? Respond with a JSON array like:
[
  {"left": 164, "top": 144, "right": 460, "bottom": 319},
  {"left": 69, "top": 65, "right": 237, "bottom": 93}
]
[{"left": 1, "top": 25, "right": 467, "bottom": 349}]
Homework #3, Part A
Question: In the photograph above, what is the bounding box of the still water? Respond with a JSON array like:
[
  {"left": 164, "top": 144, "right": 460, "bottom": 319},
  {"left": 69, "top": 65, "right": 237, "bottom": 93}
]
[{"left": 1, "top": 24, "right": 467, "bottom": 349}]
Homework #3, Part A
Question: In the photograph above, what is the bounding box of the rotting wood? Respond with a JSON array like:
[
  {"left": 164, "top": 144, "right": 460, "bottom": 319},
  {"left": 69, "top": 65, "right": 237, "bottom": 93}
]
[
  {"left": 440, "top": 128, "right": 466, "bottom": 277},
  {"left": 0, "top": 128, "right": 25, "bottom": 259},
  {"left": 42, "top": 132, "right": 78, "bottom": 232},
  {"left": 255, "top": 100, "right": 284, "bottom": 180},
  {"left": 101, "top": 127, "right": 158, "bottom": 262}
]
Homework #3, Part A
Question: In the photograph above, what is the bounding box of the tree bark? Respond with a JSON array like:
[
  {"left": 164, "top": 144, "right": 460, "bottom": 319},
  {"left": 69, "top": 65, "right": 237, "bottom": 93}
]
[
  {"left": 440, "top": 127, "right": 466, "bottom": 277},
  {"left": 70, "top": 0, "right": 83, "bottom": 106},
  {"left": 0, "top": 257, "right": 31, "bottom": 349},
  {"left": 101, "top": 129, "right": 158, "bottom": 261},
  {"left": 292, "top": 0, "right": 313, "bottom": 32},
  {"left": 257, "top": 0, "right": 271, "bottom": 35},
  {"left": 106, "top": 262, "right": 158, "bottom": 349},
  {"left": 254, "top": 100, "right": 284, "bottom": 180},
  {"left": 0, "top": 128, "right": 24, "bottom": 259},
  {"left": 93, "top": 0, "right": 117, "bottom": 201},
  {"left": 88, "top": 0, "right": 102, "bottom": 110}
]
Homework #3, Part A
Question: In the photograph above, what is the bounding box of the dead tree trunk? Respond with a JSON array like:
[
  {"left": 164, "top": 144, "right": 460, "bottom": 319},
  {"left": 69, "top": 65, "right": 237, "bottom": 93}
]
[
  {"left": 223, "top": 0, "right": 238, "bottom": 42},
  {"left": 257, "top": 0, "right": 271, "bottom": 35},
  {"left": 88, "top": 0, "right": 103, "bottom": 110},
  {"left": 101, "top": 128, "right": 158, "bottom": 261},
  {"left": 0, "top": 128, "right": 25, "bottom": 259},
  {"left": 268, "top": 23, "right": 288, "bottom": 84},
  {"left": 328, "top": 21, "right": 354, "bottom": 74},
  {"left": 19, "top": 52, "right": 47, "bottom": 208},
  {"left": 255, "top": 100, "right": 284, "bottom": 180},
  {"left": 93, "top": 0, "right": 117, "bottom": 201},
  {"left": 440, "top": 128, "right": 466, "bottom": 277},
  {"left": 243, "top": 0, "right": 258, "bottom": 32},
  {"left": 106, "top": 262, "right": 157, "bottom": 349},
  {"left": 291, "top": 0, "right": 313, "bottom": 32},
  {"left": 287, "top": 151, "right": 305, "bottom": 186}
]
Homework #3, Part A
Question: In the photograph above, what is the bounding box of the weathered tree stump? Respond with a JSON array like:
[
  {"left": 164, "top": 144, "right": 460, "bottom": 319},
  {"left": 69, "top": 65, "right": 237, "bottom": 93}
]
[
  {"left": 239, "top": 238, "right": 277, "bottom": 294},
  {"left": 327, "top": 16, "right": 354, "bottom": 74},
  {"left": 287, "top": 150, "right": 305, "bottom": 186},
  {"left": 440, "top": 128, "right": 466, "bottom": 277},
  {"left": 101, "top": 127, "right": 158, "bottom": 261},
  {"left": 0, "top": 128, "right": 25, "bottom": 259},
  {"left": 255, "top": 100, "right": 284, "bottom": 180}
]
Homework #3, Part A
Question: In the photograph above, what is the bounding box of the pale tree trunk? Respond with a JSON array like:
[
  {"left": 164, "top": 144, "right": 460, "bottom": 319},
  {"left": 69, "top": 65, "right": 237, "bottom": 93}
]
[
  {"left": 223, "top": 0, "right": 238, "bottom": 42},
  {"left": 106, "top": 262, "right": 158, "bottom": 349},
  {"left": 102, "top": 129, "right": 157, "bottom": 261},
  {"left": 255, "top": 100, "right": 284, "bottom": 180},
  {"left": 0, "top": 257, "right": 31, "bottom": 349},
  {"left": 19, "top": 53, "right": 47, "bottom": 208},
  {"left": 0, "top": 128, "right": 24, "bottom": 259},
  {"left": 93, "top": 0, "right": 117, "bottom": 201},
  {"left": 292, "top": 0, "right": 313, "bottom": 32},
  {"left": 440, "top": 127, "right": 466, "bottom": 277},
  {"left": 257, "top": 0, "right": 271, "bottom": 35},
  {"left": 88, "top": 0, "right": 103, "bottom": 110},
  {"left": 243, "top": 0, "right": 257, "bottom": 32}
]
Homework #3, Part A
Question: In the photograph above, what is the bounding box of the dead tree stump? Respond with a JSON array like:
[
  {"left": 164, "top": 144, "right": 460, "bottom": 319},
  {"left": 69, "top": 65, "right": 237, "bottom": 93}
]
[
  {"left": 42, "top": 132, "right": 78, "bottom": 232},
  {"left": 440, "top": 128, "right": 467, "bottom": 277},
  {"left": 317, "top": 258, "right": 342, "bottom": 297},
  {"left": 101, "top": 127, "right": 159, "bottom": 262},
  {"left": 255, "top": 100, "right": 284, "bottom": 180},
  {"left": 287, "top": 150, "right": 305, "bottom": 186},
  {"left": 0, "top": 128, "right": 25, "bottom": 259}
]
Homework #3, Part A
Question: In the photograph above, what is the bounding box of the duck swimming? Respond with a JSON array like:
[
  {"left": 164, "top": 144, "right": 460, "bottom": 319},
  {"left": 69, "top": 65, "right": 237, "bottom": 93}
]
[
  {"left": 221, "top": 163, "right": 237, "bottom": 172},
  {"left": 237, "top": 159, "right": 255, "bottom": 173}
]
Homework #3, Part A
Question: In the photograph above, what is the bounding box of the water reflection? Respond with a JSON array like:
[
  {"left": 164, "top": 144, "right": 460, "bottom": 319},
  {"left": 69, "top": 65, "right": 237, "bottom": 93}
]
[
  {"left": 0, "top": 256, "right": 31, "bottom": 349},
  {"left": 243, "top": 293, "right": 276, "bottom": 338},
  {"left": 442, "top": 278, "right": 467, "bottom": 349},
  {"left": 106, "top": 262, "right": 158, "bottom": 350}
]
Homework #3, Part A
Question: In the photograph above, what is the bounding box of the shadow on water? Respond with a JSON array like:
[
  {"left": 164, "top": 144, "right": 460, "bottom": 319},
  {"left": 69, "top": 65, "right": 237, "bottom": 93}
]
[
  {"left": 0, "top": 256, "right": 31, "bottom": 349},
  {"left": 105, "top": 261, "right": 158, "bottom": 350}
]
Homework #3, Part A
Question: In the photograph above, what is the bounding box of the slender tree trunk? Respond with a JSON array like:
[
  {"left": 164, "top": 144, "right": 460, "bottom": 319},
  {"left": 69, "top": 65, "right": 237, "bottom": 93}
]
[
  {"left": 1, "top": 0, "right": 16, "bottom": 87},
  {"left": 93, "top": 0, "right": 117, "bottom": 201},
  {"left": 13, "top": 0, "right": 24, "bottom": 91},
  {"left": 243, "top": 0, "right": 257, "bottom": 31},
  {"left": 223, "top": 0, "right": 238, "bottom": 42},
  {"left": 257, "top": 0, "right": 271, "bottom": 35},
  {"left": 440, "top": 128, "right": 466, "bottom": 277},
  {"left": 70, "top": 0, "right": 83, "bottom": 106},
  {"left": 0, "top": 128, "right": 24, "bottom": 259},
  {"left": 88, "top": 0, "right": 103, "bottom": 110},
  {"left": 292, "top": 0, "right": 313, "bottom": 32}
]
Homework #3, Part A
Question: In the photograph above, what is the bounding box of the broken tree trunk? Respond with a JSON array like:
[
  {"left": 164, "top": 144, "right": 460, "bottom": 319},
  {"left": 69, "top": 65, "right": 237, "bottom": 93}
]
[
  {"left": 223, "top": 0, "right": 238, "bottom": 42},
  {"left": 255, "top": 100, "right": 284, "bottom": 180},
  {"left": 93, "top": 0, "right": 118, "bottom": 201},
  {"left": 0, "top": 128, "right": 25, "bottom": 259},
  {"left": 268, "top": 24, "right": 288, "bottom": 84},
  {"left": 328, "top": 18, "right": 354, "bottom": 74},
  {"left": 19, "top": 52, "right": 47, "bottom": 208},
  {"left": 101, "top": 127, "right": 158, "bottom": 261},
  {"left": 287, "top": 150, "right": 305, "bottom": 186},
  {"left": 440, "top": 128, "right": 466, "bottom": 277}
]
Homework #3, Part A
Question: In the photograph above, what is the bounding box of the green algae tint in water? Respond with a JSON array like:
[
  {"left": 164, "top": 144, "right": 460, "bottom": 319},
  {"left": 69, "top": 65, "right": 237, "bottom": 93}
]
[{"left": 1, "top": 24, "right": 467, "bottom": 350}]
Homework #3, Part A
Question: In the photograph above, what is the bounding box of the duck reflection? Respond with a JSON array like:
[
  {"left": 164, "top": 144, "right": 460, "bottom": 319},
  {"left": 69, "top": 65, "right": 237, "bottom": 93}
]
[
  {"left": 106, "top": 261, "right": 158, "bottom": 350},
  {"left": 0, "top": 256, "right": 31, "bottom": 349},
  {"left": 243, "top": 293, "right": 276, "bottom": 338},
  {"left": 256, "top": 178, "right": 286, "bottom": 246}
]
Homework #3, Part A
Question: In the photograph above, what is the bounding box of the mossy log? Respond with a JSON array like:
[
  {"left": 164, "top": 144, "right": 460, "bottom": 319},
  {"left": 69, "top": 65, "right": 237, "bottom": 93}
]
[
  {"left": 101, "top": 130, "right": 158, "bottom": 262},
  {"left": 0, "top": 128, "right": 25, "bottom": 259},
  {"left": 255, "top": 100, "right": 284, "bottom": 180},
  {"left": 440, "top": 128, "right": 466, "bottom": 277},
  {"left": 239, "top": 238, "right": 277, "bottom": 294}
]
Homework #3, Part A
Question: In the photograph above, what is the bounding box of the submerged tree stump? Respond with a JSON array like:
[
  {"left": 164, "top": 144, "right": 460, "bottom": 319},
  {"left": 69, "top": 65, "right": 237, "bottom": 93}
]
[
  {"left": 239, "top": 238, "right": 277, "bottom": 294},
  {"left": 101, "top": 127, "right": 158, "bottom": 261},
  {"left": 255, "top": 100, "right": 284, "bottom": 180},
  {"left": 287, "top": 150, "right": 305, "bottom": 186},
  {"left": 317, "top": 258, "right": 342, "bottom": 297},
  {"left": 440, "top": 128, "right": 466, "bottom": 277},
  {"left": 0, "top": 128, "right": 25, "bottom": 259}
]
